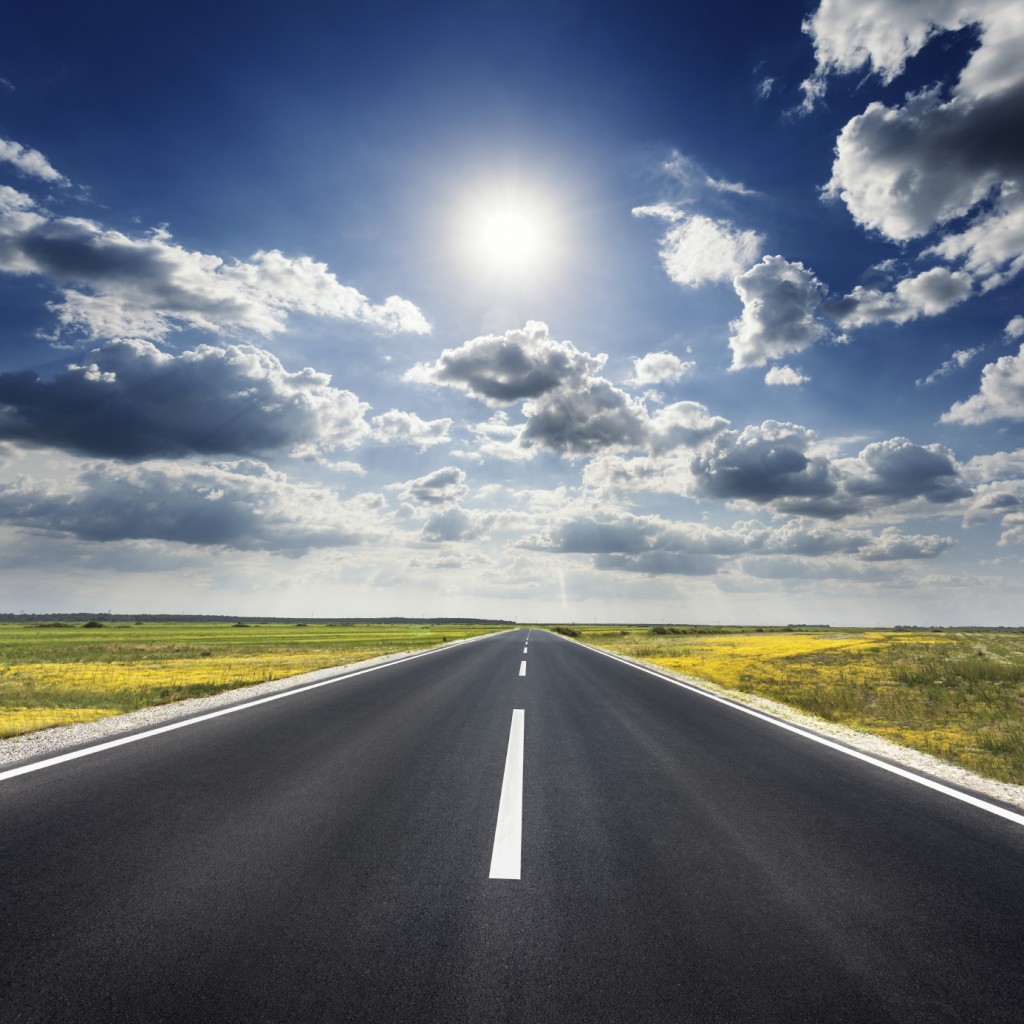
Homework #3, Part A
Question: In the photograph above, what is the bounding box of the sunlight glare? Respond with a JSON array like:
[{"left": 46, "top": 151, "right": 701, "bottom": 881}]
[{"left": 460, "top": 185, "right": 559, "bottom": 281}]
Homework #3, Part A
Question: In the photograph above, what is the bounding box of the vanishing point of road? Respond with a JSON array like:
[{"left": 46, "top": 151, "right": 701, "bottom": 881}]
[{"left": 2, "top": 628, "right": 1023, "bottom": 1022}]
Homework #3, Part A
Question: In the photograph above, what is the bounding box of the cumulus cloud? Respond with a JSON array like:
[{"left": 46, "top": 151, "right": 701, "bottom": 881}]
[
  {"left": 0, "top": 197, "right": 429, "bottom": 341},
  {"left": 520, "top": 379, "right": 648, "bottom": 456},
  {"left": 410, "top": 322, "right": 715, "bottom": 459},
  {"left": 587, "top": 420, "right": 972, "bottom": 520},
  {"left": 647, "top": 401, "right": 729, "bottom": 453},
  {"left": 404, "top": 321, "right": 601, "bottom": 404},
  {"left": 0, "top": 338, "right": 370, "bottom": 459},
  {"left": 765, "top": 365, "right": 809, "bottom": 386},
  {"left": 632, "top": 207, "right": 764, "bottom": 287},
  {"left": 0, "top": 137, "right": 67, "bottom": 184},
  {"left": 690, "top": 421, "right": 838, "bottom": 504},
  {"left": 941, "top": 344, "right": 1024, "bottom": 424},
  {"left": 842, "top": 437, "right": 971, "bottom": 504},
  {"left": 420, "top": 506, "right": 490, "bottom": 543},
  {"left": 0, "top": 459, "right": 365, "bottom": 554},
  {"left": 628, "top": 351, "right": 694, "bottom": 386},
  {"left": 801, "top": 0, "right": 1022, "bottom": 107},
  {"left": 826, "top": 266, "right": 974, "bottom": 328},
  {"left": 369, "top": 410, "right": 451, "bottom": 450},
  {"left": 729, "top": 257, "right": 830, "bottom": 369},
  {"left": 1006, "top": 316, "right": 1024, "bottom": 340},
  {"left": 806, "top": 2, "right": 1024, "bottom": 292},
  {"left": 395, "top": 466, "right": 468, "bottom": 505},
  {"left": 917, "top": 347, "right": 982, "bottom": 386}
]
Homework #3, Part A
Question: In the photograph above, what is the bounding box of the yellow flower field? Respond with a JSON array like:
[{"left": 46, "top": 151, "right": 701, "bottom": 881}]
[
  {"left": 572, "top": 626, "right": 1024, "bottom": 785},
  {"left": 0, "top": 620, "right": 506, "bottom": 741}
]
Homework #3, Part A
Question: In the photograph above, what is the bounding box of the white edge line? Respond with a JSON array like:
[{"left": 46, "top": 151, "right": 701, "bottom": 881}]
[
  {"left": 489, "top": 708, "right": 525, "bottom": 879},
  {"left": 0, "top": 631, "right": 503, "bottom": 783},
  {"left": 551, "top": 632, "right": 1024, "bottom": 830}
]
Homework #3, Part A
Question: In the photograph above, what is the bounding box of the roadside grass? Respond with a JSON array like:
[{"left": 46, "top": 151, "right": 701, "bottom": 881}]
[
  {"left": 549, "top": 625, "right": 1024, "bottom": 786},
  {"left": 0, "top": 621, "right": 507, "bottom": 740}
]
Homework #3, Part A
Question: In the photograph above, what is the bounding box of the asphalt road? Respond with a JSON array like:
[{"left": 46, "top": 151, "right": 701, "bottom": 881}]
[{"left": 2, "top": 628, "right": 1024, "bottom": 1023}]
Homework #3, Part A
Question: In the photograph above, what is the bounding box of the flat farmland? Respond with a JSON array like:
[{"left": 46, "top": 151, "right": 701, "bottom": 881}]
[
  {"left": 558, "top": 625, "right": 1024, "bottom": 786},
  {"left": 0, "top": 619, "right": 508, "bottom": 739}
]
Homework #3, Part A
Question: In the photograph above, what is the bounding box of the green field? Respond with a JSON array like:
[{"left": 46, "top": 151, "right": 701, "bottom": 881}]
[
  {"left": 550, "top": 624, "right": 1024, "bottom": 786},
  {"left": 0, "top": 619, "right": 510, "bottom": 739}
]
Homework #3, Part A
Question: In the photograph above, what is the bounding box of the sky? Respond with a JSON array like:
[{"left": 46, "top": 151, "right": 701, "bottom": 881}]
[{"left": 1, "top": 0, "right": 1022, "bottom": 625}]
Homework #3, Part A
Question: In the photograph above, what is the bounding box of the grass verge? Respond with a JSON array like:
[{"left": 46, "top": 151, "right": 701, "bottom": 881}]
[{"left": 0, "top": 620, "right": 508, "bottom": 739}]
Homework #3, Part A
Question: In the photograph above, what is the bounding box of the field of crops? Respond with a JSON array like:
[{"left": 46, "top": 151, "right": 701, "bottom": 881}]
[
  {"left": 555, "top": 625, "right": 1024, "bottom": 786},
  {"left": 0, "top": 620, "right": 509, "bottom": 739}
]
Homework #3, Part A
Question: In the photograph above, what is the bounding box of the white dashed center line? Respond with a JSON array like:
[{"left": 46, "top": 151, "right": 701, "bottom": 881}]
[
  {"left": 489, "top": 709, "right": 525, "bottom": 879},
  {"left": 519, "top": 660, "right": 527, "bottom": 677}
]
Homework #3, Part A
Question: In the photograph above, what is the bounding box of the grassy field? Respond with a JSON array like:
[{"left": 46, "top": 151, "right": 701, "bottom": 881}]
[
  {"left": 0, "top": 620, "right": 509, "bottom": 740},
  {"left": 545, "top": 625, "right": 1024, "bottom": 786}
]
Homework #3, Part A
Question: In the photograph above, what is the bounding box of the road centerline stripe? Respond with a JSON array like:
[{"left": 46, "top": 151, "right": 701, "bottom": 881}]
[
  {"left": 489, "top": 709, "right": 524, "bottom": 880},
  {"left": 519, "top": 660, "right": 527, "bottom": 676}
]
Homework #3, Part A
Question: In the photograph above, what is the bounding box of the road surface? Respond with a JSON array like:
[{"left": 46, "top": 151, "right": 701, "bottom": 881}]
[{"left": 2, "top": 628, "right": 1023, "bottom": 1022}]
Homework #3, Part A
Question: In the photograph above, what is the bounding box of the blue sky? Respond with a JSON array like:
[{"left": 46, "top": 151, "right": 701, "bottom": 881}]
[{"left": 1, "top": 0, "right": 1022, "bottom": 624}]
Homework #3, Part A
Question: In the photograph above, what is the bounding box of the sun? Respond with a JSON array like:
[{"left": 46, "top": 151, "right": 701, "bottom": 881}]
[{"left": 460, "top": 186, "right": 558, "bottom": 281}]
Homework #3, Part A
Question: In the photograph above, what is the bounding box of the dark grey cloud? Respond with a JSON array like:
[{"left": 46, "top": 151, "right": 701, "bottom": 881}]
[
  {"left": 0, "top": 338, "right": 369, "bottom": 459},
  {"left": 520, "top": 380, "right": 647, "bottom": 456},
  {"left": 397, "top": 466, "right": 468, "bottom": 505},
  {"left": 845, "top": 437, "right": 971, "bottom": 504},
  {"left": 421, "top": 506, "right": 483, "bottom": 543},
  {"left": 404, "top": 321, "right": 602, "bottom": 404},
  {"left": 0, "top": 460, "right": 362, "bottom": 554},
  {"left": 690, "top": 421, "right": 837, "bottom": 503}
]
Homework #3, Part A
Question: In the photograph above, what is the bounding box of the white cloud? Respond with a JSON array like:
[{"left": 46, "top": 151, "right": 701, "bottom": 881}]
[
  {"left": 941, "top": 344, "right": 1024, "bottom": 424},
  {"left": 801, "top": 0, "right": 1022, "bottom": 107},
  {"left": 0, "top": 202, "right": 429, "bottom": 341},
  {"left": 765, "top": 365, "right": 810, "bottom": 386},
  {"left": 826, "top": 266, "right": 973, "bottom": 328},
  {"left": 647, "top": 402, "right": 729, "bottom": 454},
  {"left": 633, "top": 208, "right": 764, "bottom": 287},
  {"left": 628, "top": 351, "right": 694, "bottom": 386},
  {"left": 1006, "top": 316, "right": 1024, "bottom": 339},
  {"left": 916, "top": 347, "right": 982, "bottom": 386},
  {"left": 808, "top": 1, "right": 1024, "bottom": 292},
  {"left": 0, "top": 137, "right": 67, "bottom": 184},
  {"left": 757, "top": 77, "right": 774, "bottom": 99},
  {"left": 661, "top": 151, "right": 758, "bottom": 198},
  {"left": 729, "top": 256, "right": 829, "bottom": 369},
  {"left": 369, "top": 410, "right": 451, "bottom": 450}
]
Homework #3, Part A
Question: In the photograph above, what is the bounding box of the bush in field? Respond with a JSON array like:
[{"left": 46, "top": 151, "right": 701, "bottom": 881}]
[{"left": 553, "top": 626, "right": 581, "bottom": 638}]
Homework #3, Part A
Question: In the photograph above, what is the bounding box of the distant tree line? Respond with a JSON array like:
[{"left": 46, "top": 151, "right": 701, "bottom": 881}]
[{"left": 0, "top": 612, "right": 514, "bottom": 625}]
